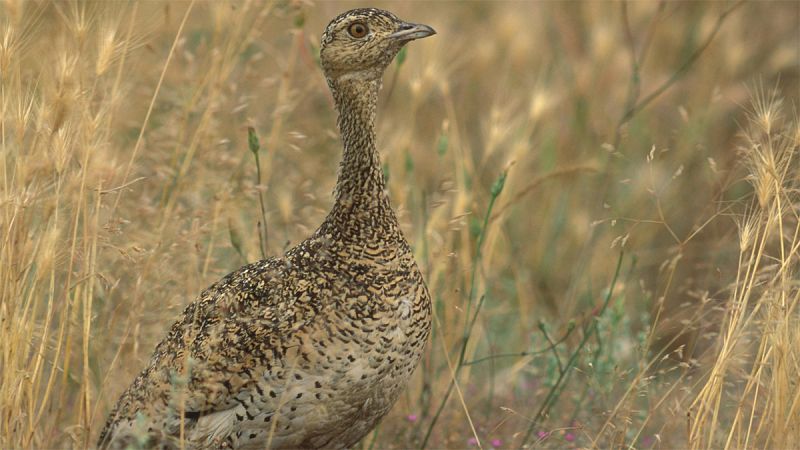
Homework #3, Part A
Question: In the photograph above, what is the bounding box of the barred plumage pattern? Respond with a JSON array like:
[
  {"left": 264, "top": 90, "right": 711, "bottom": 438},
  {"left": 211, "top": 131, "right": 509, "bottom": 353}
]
[{"left": 98, "top": 8, "right": 435, "bottom": 449}]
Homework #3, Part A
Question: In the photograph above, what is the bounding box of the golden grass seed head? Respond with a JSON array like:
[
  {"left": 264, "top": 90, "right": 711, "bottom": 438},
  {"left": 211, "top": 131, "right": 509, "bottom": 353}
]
[
  {"left": 735, "top": 208, "right": 760, "bottom": 253},
  {"left": 528, "top": 89, "right": 557, "bottom": 124},
  {"left": 738, "top": 85, "right": 795, "bottom": 210},
  {"left": 94, "top": 21, "right": 120, "bottom": 77},
  {"left": 10, "top": 82, "right": 38, "bottom": 140},
  {"left": 51, "top": 124, "right": 76, "bottom": 174},
  {"left": 45, "top": 48, "right": 80, "bottom": 130},
  {"left": 748, "top": 83, "right": 784, "bottom": 135},
  {"left": 57, "top": 1, "right": 94, "bottom": 51},
  {"left": 37, "top": 222, "right": 62, "bottom": 276},
  {"left": 0, "top": 25, "right": 16, "bottom": 75}
]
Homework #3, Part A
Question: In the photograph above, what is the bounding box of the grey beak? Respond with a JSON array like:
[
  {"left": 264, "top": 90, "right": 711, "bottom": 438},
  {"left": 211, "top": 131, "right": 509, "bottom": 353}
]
[{"left": 388, "top": 22, "right": 436, "bottom": 41}]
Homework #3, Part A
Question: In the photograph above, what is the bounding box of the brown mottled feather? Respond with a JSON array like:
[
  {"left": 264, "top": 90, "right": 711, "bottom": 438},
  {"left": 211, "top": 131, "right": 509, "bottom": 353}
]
[{"left": 98, "top": 8, "right": 435, "bottom": 450}]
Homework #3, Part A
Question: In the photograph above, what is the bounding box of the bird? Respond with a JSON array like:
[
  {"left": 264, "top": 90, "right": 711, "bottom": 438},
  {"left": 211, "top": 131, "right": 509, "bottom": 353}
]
[{"left": 97, "top": 8, "right": 435, "bottom": 450}]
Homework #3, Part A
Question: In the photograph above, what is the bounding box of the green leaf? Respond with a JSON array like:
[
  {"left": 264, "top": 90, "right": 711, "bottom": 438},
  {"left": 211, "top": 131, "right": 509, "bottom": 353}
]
[
  {"left": 382, "top": 162, "right": 390, "bottom": 183},
  {"left": 490, "top": 170, "right": 507, "bottom": 197},
  {"left": 469, "top": 216, "right": 481, "bottom": 238},
  {"left": 310, "top": 42, "right": 321, "bottom": 67},
  {"left": 247, "top": 127, "right": 260, "bottom": 155},
  {"left": 293, "top": 11, "right": 305, "bottom": 28},
  {"left": 396, "top": 46, "right": 407, "bottom": 66},
  {"left": 228, "top": 218, "right": 244, "bottom": 260}
]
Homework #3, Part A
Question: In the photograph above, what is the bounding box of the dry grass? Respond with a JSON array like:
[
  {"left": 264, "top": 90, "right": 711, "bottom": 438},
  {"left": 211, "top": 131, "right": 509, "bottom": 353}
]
[{"left": 1, "top": 1, "right": 798, "bottom": 449}]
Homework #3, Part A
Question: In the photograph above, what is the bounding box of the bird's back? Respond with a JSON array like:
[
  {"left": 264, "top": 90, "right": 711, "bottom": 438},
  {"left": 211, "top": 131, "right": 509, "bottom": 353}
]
[{"left": 98, "top": 232, "right": 431, "bottom": 449}]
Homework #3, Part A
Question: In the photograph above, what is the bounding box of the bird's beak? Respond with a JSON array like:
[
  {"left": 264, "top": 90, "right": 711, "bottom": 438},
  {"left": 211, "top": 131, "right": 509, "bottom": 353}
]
[{"left": 389, "top": 22, "right": 436, "bottom": 42}]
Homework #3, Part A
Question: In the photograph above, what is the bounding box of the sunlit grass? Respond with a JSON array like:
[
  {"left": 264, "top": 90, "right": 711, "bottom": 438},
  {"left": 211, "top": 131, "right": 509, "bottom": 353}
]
[{"left": 1, "top": 1, "right": 798, "bottom": 448}]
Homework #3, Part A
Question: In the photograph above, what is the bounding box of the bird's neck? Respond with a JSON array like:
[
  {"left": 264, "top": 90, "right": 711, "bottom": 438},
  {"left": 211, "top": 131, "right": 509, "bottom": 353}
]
[{"left": 319, "top": 77, "right": 403, "bottom": 245}]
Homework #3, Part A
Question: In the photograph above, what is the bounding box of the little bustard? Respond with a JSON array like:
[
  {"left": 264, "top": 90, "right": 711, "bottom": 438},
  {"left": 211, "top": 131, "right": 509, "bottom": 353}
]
[{"left": 98, "top": 8, "right": 435, "bottom": 449}]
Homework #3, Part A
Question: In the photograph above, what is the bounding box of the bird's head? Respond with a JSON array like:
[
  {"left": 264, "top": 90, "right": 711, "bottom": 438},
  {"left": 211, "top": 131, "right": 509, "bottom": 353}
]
[{"left": 320, "top": 8, "right": 435, "bottom": 84}]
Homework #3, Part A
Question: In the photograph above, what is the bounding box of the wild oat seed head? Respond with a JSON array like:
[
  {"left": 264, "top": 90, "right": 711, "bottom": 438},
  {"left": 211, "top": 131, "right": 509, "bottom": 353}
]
[
  {"left": 749, "top": 84, "right": 783, "bottom": 136},
  {"left": 736, "top": 207, "right": 759, "bottom": 253},
  {"left": 95, "top": 22, "right": 119, "bottom": 76},
  {"left": 0, "top": 26, "right": 15, "bottom": 73}
]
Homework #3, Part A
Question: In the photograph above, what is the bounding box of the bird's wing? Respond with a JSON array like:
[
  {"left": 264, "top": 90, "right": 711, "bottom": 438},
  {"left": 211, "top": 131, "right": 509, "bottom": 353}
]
[
  {"left": 166, "top": 253, "right": 326, "bottom": 410},
  {"left": 101, "top": 252, "right": 328, "bottom": 446}
]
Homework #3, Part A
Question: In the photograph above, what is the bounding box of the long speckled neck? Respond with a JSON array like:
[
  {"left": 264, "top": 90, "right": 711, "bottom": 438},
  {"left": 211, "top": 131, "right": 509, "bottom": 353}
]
[{"left": 318, "top": 77, "right": 403, "bottom": 244}]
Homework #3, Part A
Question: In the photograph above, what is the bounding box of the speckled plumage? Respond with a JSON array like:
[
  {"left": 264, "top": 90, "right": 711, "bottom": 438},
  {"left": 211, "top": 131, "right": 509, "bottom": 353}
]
[{"left": 98, "top": 9, "right": 435, "bottom": 450}]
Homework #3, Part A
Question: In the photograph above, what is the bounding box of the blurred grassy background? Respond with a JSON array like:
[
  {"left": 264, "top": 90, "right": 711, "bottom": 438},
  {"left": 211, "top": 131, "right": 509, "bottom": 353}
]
[{"left": 1, "top": 0, "right": 799, "bottom": 448}]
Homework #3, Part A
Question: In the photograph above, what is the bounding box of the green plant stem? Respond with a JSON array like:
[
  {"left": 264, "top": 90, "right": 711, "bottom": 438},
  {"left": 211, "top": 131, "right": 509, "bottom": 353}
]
[
  {"left": 248, "top": 127, "right": 268, "bottom": 260},
  {"left": 462, "top": 322, "right": 576, "bottom": 366},
  {"left": 566, "top": 325, "right": 605, "bottom": 428},
  {"left": 540, "top": 322, "right": 564, "bottom": 375},
  {"left": 613, "top": 0, "right": 744, "bottom": 148},
  {"left": 520, "top": 251, "right": 625, "bottom": 447},
  {"left": 420, "top": 170, "right": 507, "bottom": 450}
]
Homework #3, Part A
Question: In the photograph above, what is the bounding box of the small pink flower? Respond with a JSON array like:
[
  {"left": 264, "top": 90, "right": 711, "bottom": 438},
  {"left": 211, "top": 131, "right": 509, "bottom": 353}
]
[
  {"left": 564, "top": 432, "right": 576, "bottom": 442},
  {"left": 467, "top": 437, "right": 479, "bottom": 446},
  {"left": 642, "top": 435, "right": 655, "bottom": 448},
  {"left": 406, "top": 414, "right": 418, "bottom": 422},
  {"left": 491, "top": 438, "right": 503, "bottom": 448},
  {"left": 537, "top": 431, "right": 550, "bottom": 440}
]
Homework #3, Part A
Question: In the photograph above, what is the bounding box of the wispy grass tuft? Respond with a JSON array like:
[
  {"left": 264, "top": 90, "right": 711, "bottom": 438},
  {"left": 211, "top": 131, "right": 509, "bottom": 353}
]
[{"left": 689, "top": 85, "right": 800, "bottom": 450}]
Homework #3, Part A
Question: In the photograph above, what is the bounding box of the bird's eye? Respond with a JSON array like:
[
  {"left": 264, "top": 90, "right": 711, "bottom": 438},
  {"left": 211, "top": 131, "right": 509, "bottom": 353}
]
[{"left": 348, "top": 22, "right": 368, "bottom": 38}]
